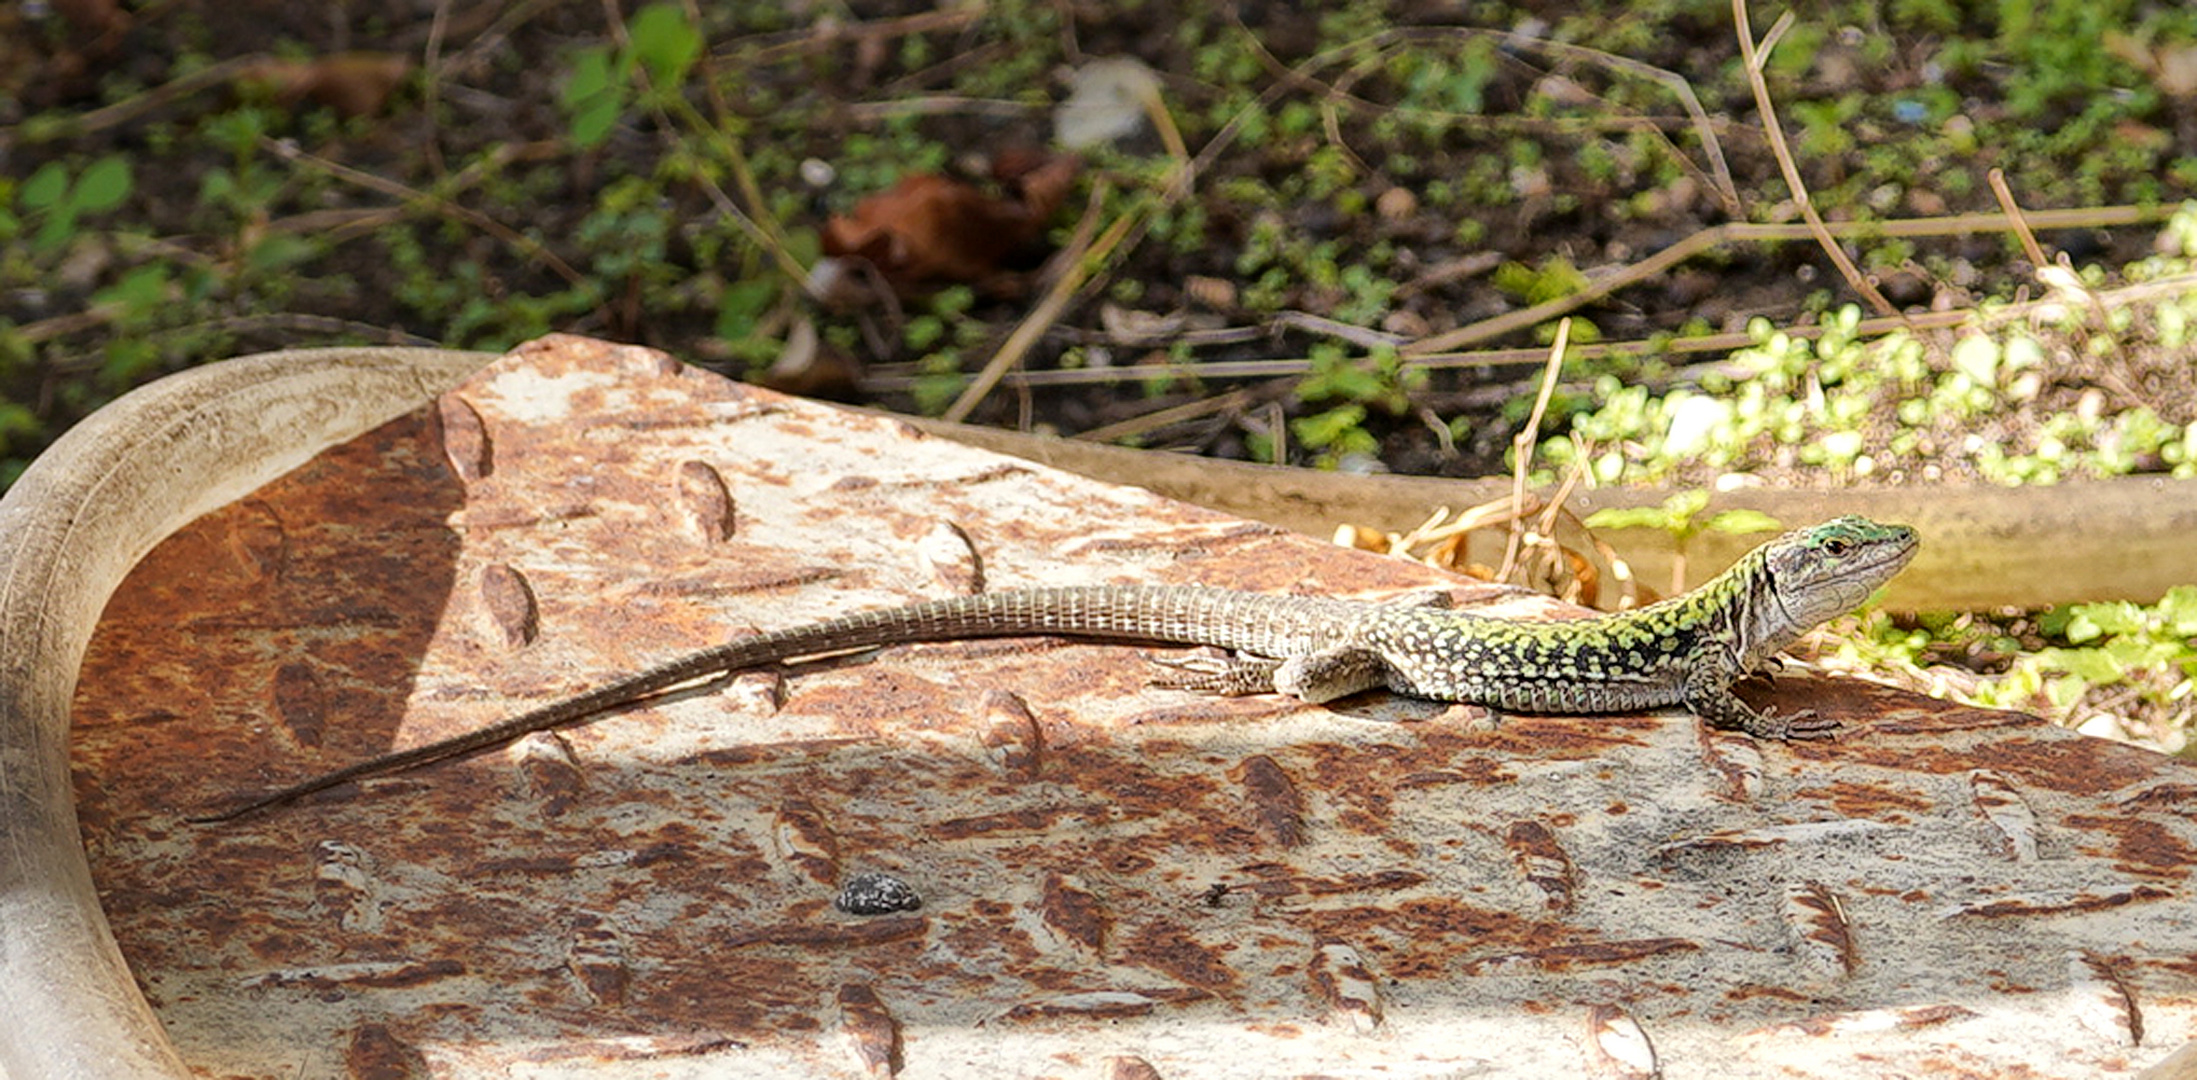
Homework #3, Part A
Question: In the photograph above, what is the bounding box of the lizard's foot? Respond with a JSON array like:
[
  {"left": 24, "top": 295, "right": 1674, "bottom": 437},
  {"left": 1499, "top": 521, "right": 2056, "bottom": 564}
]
[
  {"left": 1733, "top": 706, "right": 1841, "bottom": 741},
  {"left": 1148, "top": 653, "right": 1283, "bottom": 696}
]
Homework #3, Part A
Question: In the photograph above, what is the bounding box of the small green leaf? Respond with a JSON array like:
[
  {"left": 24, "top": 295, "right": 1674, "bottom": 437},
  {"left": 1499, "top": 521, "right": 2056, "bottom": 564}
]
[
  {"left": 627, "top": 3, "right": 702, "bottom": 87},
  {"left": 0, "top": 401, "right": 40, "bottom": 445},
  {"left": 714, "top": 278, "right": 776, "bottom": 340},
  {"left": 2040, "top": 646, "right": 2123, "bottom": 685},
  {"left": 1583, "top": 505, "right": 1675, "bottom": 531},
  {"left": 20, "top": 162, "right": 69, "bottom": 211},
  {"left": 92, "top": 264, "right": 171, "bottom": 315},
  {"left": 1290, "top": 404, "right": 1369, "bottom": 450},
  {"left": 244, "top": 233, "right": 317, "bottom": 274},
  {"left": 903, "top": 315, "right": 945, "bottom": 351},
  {"left": 1950, "top": 334, "right": 1999, "bottom": 386},
  {"left": 33, "top": 210, "right": 77, "bottom": 252},
  {"left": 2102, "top": 636, "right": 2178, "bottom": 671},
  {"left": 1662, "top": 489, "right": 1710, "bottom": 521},
  {"left": 70, "top": 155, "right": 133, "bottom": 214},
  {"left": 562, "top": 49, "right": 623, "bottom": 147},
  {"left": 2158, "top": 584, "right": 2197, "bottom": 638},
  {"left": 2071, "top": 601, "right": 2146, "bottom": 639},
  {"left": 569, "top": 95, "right": 621, "bottom": 149},
  {"left": 561, "top": 48, "right": 615, "bottom": 108},
  {"left": 1703, "top": 509, "right": 1782, "bottom": 536}
]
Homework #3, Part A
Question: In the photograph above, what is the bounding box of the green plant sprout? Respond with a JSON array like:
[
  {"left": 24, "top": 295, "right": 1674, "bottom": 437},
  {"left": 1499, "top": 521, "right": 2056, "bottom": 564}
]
[
  {"left": 1585, "top": 491, "right": 1781, "bottom": 596},
  {"left": 14, "top": 156, "right": 133, "bottom": 252},
  {"left": 561, "top": 3, "right": 703, "bottom": 149}
]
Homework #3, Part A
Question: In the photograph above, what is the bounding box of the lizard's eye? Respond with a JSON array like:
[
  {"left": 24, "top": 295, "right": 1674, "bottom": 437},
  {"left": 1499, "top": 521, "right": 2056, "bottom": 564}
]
[{"left": 1823, "top": 537, "right": 1852, "bottom": 555}]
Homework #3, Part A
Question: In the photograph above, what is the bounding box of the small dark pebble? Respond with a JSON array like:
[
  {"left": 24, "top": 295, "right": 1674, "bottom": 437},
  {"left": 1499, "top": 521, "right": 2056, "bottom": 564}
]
[{"left": 836, "top": 872, "right": 922, "bottom": 915}]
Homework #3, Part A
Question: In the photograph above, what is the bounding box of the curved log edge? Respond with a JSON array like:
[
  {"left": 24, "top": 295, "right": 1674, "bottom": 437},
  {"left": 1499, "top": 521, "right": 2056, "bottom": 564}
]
[{"left": 0, "top": 347, "right": 494, "bottom": 1079}]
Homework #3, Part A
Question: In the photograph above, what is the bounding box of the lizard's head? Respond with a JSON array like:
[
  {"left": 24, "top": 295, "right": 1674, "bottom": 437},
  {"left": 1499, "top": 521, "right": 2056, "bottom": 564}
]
[{"left": 1762, "top": 515, "right": 1920, "bottom": 629}]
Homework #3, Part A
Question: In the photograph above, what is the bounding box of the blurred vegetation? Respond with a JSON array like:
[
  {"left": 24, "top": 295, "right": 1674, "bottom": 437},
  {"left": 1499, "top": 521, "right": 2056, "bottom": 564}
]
[{"left": 4, "top": 0, "right": 2197, "bottom": 488}]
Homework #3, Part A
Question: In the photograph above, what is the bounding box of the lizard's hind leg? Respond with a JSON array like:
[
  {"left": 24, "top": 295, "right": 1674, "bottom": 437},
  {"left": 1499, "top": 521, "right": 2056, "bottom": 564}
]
[{"left": 1147, "top": 653, "right": 1285, "bottom": 697}]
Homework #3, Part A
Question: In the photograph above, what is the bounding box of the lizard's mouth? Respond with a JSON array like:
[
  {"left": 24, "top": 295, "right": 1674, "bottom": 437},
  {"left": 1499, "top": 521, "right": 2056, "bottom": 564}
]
[{"left": 1831, "top": 527, "right": 1921, "bottom": 605}]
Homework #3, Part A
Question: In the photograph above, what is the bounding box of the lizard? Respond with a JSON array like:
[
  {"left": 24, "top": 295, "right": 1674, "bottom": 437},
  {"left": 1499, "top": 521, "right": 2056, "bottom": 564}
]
[{"left": 190, "top": 514, "right": 1918, "bottom": 822}]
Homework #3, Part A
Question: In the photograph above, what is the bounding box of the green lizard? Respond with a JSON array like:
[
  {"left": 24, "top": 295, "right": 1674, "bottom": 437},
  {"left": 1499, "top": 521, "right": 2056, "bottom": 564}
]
[{"left": 193, "top": 515, "right": 1918, "bottom": 821}]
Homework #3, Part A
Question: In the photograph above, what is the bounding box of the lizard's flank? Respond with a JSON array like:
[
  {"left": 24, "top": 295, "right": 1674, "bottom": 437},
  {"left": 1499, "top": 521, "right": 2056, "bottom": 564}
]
[{"left": 192, "top": 515, "right": 1919, "bottom": 822}]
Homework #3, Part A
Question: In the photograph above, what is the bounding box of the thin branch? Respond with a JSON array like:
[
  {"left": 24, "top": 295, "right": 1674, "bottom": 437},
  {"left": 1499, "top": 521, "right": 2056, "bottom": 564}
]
[
  {"left": 1733, "top": 1, "right": 1900, "bottom": 319},
  {"left": 1500, "top": 319, "right": 1571, "bottom": 580},
  {"left": 942, "top": 180, "right": 1135, "bottom": 422}
]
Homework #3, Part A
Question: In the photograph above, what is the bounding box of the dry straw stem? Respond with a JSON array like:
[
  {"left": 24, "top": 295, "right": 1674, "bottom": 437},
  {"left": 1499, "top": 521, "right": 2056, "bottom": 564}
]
[
  {"left": 943, "top": 180, "right": 1139, "bottom": 423},
  {"left": 1498, "top": 318, "right": 1571, "bottom": 581},
  {"left": 941, "top": 48, "right": 1202, "bottom": 422},
  {"left": 1732, "top": 0, "right": 1900, "bottom": 320}
]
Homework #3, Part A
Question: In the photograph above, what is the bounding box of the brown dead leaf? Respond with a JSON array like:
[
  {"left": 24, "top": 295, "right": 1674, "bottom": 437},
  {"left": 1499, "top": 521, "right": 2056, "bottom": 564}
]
[
  {"left": 237, "top": 53, "right": 411, "bottom": 117},
  {"left": 819, "top": 152, "right": 1079, "bottom": 299}
]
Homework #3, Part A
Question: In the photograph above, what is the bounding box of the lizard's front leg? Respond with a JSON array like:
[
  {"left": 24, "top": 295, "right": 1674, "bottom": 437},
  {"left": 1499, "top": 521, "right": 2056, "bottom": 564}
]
[{"left": 1682, "top": 671, "right": 1839, "bottom": 740}]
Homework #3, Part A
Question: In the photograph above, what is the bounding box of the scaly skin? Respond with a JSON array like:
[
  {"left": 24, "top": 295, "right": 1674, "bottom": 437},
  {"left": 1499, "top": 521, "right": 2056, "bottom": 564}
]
[{"left": 193, "top": 515, "right": 1918, "bottom": 822}]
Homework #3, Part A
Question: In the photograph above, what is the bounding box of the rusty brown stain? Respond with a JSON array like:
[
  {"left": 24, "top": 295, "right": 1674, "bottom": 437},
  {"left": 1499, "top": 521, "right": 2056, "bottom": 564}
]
[
  {"left": 344, "top": 1022, "right": 425, "bottom": 1079},
  {"left": 513, "top": 733, "right": 584, "bottom": 817},
  {"left": 997, "top": 993, "right": 1162, "bottom": 1023},
  {"left": 263, "top": 959, "right": 467, "bottom": 991},
  {"left": 1758, "top": 1003, "right": 1978, "bottom": 1037},
  {"left": 271, "top": 661, "right": 330, "bottom": 747},
  {"left": 2118, "top": 782, "right": 2197, "bottom": 811},
  {"left": 1952, "top": 884, "right": 2174, "bottom": 918},
  {"left": 835, "top": 983, "right": 901, "bottom": 1077},
  {"left": 2064, "top": 815, "right": 2197, "bottom": 877},
  {"left": 1308, "top": 940, "right": 1385, "bottom": 1032},
  {"left": 1121, "top": 921, "right": 1240, "bottom": 992},
  {"left": 1465, "top": 937, "right": 1698, "bottom": 975},
  {"left": 1394, "top": 757, "right": 1521, "bottom": 788},
  {"left": 926, "top": 804, "right": 1111, "bottom": 841},
  {"left": 1263, "top": 868, "right": 1428, "bottom": 899},
  {"left": 1505, "top": 820, "right": 1577, "bottom": 913},
  {"left": 773, "top": 798, "right": 842, "bottom": 886},
  {"left": 566, "top": 912, "right": 629, "bottom": 1006},
  {"left": 1724, "top": 984, "right": 1816, "bottom": 1004},
  {"left": 1794, "top": 778, "right": 1935, "bottom": 821},
  {"left": 1236, "top": 754, "right": 1306, "bottom": 848},
  {"left": 1783, "top": 883, "right": 1857, "bottom": 977},
  {"left": 1040, "top": 872, "right": 1108, "bottom": 955},
  {"left": 977, "top": 689, "right": 1044, "bottom": 778},
  {"left": 1292, "top": 897, "right": 1544, "bottom": 963},
  {"left": 1850, "top": 735, "right": 2169, "bottom": 797},
  {"left": 721, "top": 915, "right": 928, "bottom": 950}
]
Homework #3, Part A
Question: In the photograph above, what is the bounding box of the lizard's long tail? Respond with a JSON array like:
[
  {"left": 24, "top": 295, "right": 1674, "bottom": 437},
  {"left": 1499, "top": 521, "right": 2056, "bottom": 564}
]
[{"left": 190, "top": 585, "right": 1358, "bottom": 822}]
